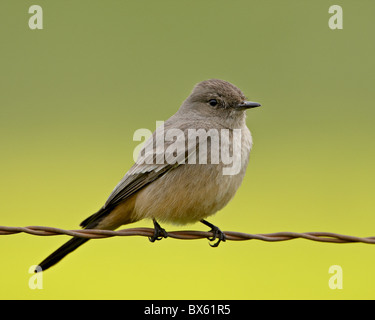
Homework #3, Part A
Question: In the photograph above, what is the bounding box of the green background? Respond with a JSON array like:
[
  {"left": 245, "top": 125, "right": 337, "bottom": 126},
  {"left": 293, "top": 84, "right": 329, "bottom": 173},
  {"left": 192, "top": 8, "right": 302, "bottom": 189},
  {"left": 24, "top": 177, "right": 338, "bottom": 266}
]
[{"left": 1, "top": 0, "right": 374, "bottom": 299}]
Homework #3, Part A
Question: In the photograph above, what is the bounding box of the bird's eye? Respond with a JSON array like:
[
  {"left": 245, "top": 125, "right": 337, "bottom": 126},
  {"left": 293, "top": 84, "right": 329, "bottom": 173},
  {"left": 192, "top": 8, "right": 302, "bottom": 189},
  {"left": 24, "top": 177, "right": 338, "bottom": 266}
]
[{"left": 208, "top": 99, "right": 218, "bottom": 107}]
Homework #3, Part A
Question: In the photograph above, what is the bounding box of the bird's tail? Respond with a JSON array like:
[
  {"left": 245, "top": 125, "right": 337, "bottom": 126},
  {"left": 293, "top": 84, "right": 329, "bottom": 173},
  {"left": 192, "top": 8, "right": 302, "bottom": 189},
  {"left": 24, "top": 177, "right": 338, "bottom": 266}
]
[
  {"left": 35, "top": 206, "right": 113, "bottom": 272},
  {"left": 36, "top": 236, "right": 89, "bottom": 272},
  {"left": 36, "top": 201, "right": 137, "bottom": 272}
]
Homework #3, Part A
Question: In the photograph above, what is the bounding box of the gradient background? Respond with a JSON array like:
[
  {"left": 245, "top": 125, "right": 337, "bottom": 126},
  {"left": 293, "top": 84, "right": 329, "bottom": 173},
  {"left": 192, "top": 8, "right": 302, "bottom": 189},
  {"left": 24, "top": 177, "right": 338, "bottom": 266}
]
[{"left": 1, "top": 0, "right": 374, "bottom": 299}]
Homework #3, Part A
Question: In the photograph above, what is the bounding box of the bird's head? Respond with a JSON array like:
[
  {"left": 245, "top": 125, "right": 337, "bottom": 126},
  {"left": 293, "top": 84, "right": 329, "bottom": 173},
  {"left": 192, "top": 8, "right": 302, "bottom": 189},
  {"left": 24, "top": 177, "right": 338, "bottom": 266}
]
[{"left": 180, "top": 79, "right": 261, "bottom": 126}]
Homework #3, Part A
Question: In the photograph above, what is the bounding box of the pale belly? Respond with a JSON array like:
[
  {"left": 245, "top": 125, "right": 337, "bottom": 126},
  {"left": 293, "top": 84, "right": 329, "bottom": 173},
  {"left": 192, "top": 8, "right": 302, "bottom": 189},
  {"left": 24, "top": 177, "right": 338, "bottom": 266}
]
[{"left": 133, "top": 128, "right": 252, "bottom": 225}]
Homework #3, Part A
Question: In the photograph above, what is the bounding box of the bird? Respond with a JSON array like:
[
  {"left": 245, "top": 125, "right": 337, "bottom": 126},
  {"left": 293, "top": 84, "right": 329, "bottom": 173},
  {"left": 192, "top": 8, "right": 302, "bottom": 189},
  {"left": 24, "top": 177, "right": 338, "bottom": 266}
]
[{"left": 36, "top": 79, "right": 261, "bottom": 272}]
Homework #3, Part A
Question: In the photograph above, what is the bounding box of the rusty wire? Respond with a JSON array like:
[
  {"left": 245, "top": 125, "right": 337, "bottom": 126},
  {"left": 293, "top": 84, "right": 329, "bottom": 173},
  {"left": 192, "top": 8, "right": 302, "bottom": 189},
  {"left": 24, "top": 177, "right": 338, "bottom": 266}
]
[{"left": 1, "top": 225, "right": 375, "bottom": 244}]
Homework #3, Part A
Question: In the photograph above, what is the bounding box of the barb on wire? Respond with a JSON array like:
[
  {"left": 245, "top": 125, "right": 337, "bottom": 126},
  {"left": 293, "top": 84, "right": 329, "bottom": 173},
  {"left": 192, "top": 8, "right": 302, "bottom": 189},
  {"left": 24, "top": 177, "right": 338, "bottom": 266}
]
[{"left": 1, "top": 225, "right": 375, "bottom": 244}]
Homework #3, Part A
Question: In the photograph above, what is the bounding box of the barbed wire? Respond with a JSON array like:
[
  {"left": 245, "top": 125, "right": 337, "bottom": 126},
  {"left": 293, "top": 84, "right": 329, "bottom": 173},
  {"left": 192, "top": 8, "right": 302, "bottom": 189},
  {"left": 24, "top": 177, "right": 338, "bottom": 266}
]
[{"left": 1, "top": 225, "right": 375, "bottom": 244}]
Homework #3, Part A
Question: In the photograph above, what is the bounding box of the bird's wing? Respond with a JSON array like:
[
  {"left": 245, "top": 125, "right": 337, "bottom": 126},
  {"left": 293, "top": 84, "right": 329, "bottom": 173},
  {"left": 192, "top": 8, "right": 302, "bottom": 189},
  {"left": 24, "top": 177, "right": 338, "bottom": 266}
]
[
  {"left": 103, "top": 122, "right": 191, "bottom": 208},
  {"left": 103, "top": 162, "right": 177, "bottom": 209},
  {"left": 80, "top": 123, "right": 194, "bottom": 228}
]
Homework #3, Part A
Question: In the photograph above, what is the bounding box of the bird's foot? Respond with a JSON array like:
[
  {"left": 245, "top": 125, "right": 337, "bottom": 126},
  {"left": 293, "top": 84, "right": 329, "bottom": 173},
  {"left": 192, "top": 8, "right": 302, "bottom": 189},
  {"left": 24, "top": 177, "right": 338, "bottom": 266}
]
[
  {"left": 200, "top": 219, "right": 226, "bottom": 247},
  {"left": 149, "top": 219, "right": 168, "bottom": 242}
]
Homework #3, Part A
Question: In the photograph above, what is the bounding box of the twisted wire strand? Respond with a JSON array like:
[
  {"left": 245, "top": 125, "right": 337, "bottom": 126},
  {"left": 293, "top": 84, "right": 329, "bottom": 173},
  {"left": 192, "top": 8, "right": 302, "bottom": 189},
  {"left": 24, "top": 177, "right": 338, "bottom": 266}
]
[{"left": 1, "top": 225, "right": 375, "bottom": 244}]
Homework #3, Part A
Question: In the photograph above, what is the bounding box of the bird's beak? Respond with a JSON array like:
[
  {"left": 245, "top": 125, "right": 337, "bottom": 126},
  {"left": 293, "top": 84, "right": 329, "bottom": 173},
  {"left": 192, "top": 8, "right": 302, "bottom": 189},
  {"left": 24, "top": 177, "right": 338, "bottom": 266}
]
[{"left": 236, "top": 101, "right": 261, "bottom": 110}]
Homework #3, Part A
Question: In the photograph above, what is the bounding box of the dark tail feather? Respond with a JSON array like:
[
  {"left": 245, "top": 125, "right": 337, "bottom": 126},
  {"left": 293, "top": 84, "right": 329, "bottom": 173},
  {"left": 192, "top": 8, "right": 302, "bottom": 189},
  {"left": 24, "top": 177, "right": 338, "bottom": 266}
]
[
  {"left": 36, "top": 207, "right": 110, "bottom": 272},
  {"left": 36, "top": 237, "right": 89, "bottom": 272}
]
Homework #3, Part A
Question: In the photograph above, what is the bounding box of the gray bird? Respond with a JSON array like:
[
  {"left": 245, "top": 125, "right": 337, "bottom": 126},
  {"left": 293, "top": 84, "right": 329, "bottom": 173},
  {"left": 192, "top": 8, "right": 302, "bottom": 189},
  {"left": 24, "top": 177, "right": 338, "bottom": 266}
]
[{"left": 36, "top": 79, "right": 261, "bottom": 271}]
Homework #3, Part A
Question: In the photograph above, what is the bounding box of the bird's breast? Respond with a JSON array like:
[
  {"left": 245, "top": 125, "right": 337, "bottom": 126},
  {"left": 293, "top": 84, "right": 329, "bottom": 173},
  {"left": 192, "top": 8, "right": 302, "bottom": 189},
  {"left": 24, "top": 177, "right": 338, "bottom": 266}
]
[{"left": 134, "top": 126, "right": 252, "bottom": 225}]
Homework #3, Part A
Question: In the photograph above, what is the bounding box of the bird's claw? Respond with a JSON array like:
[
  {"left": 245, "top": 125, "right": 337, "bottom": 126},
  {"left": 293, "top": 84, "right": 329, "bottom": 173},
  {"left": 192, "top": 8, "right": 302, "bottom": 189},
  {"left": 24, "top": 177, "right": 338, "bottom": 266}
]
[
  {"left": 149, "top": 228, "right": 168, "bottom": 242},
  {"left": 208, "top": 226, "right": 226, "bottom": 247},
  {"left": 200, "top": 219, "right": 226, "bottom": 247},
  {"left": 149, "top": 219, "right": 168, "bottom": 242}
]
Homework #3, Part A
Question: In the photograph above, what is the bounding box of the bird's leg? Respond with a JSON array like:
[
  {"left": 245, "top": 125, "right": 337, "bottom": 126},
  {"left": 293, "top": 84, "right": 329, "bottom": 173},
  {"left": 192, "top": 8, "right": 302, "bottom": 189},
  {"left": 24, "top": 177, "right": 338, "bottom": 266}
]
[
  {"left": 149, "top": 218, "right": 168, "bottom": 242},
  {"left": 200, "top": 219, "right": 226, "bottom": 247}
]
